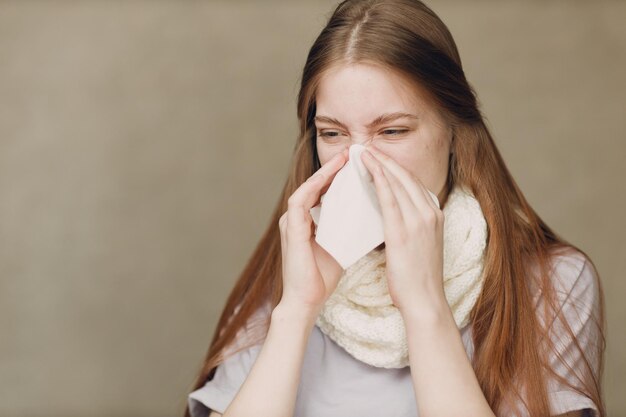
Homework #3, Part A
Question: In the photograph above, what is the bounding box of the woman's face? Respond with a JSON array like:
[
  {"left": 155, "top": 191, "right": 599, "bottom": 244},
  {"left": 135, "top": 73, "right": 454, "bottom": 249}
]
[{"left": 314, "top": 62, "right": 453, "bottom": 204}]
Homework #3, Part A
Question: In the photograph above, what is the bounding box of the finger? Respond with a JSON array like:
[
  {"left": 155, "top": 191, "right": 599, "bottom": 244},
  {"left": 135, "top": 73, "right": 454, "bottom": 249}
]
[
  {"left": 415, "top": 178, "right": 441, "bottom": 211},
  {"left": 296, "top": 148, "right": 348, "bottom": 208},
  {"left": 287, "top": 152, "right": 346, "bottom": 222},
  {"left": 362, "top": 149, "right": 416, "bottom": 221},
  {"left": 399, "top": 169, "right": 441, "bottom": 212},
  {"left": 287, "top": 149, "right": 348, "bottom": 237},
  {"left": 316, "top": 150, "right": 349, "bottom": 203},
  {"left": 366, "top": 144, "right": 437, "bottom": 216},
  {"left": 311, "top": 240, "right": 344, "bottom": 292},
  {"left": 360, "top": 148, "right": 404, "bottom": 238}
]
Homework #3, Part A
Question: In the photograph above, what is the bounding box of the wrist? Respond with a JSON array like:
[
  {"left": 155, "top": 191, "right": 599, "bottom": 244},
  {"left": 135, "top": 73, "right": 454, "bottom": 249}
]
[
  {"left": 272, "top": 300, "right": 320, "bottom": 328},
  {"left": 398, "top": 290, "right": 453, "bottom": 327}
]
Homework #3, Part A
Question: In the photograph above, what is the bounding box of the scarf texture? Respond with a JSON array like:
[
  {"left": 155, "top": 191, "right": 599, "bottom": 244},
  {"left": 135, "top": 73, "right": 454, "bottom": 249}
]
[{"left": 315, "top": 184, "right": 488, "bottom": 368}]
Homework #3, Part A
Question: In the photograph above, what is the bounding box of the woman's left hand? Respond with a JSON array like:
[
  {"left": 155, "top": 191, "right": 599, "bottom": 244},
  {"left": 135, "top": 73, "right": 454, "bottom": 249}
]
[{"left": 360, "top": 144, "right": 447, "bottom": 317}]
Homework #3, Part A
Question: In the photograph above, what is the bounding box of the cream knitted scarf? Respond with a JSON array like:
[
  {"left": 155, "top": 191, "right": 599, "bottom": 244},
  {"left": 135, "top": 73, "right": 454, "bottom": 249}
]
[{"left": 315, "top": 184, "right": 488, "bottom": 368}]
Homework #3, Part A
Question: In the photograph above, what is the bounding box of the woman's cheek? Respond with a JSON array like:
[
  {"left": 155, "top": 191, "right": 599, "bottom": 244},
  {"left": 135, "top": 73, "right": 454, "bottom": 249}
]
[
  {"left": 373, "top": 142, "right": 427, "bottom": 180},
  {"left": 371, "top": 141, "right": 412, "bottom": 162},
  {"left": 317, "top": 141, "right": 348, "bottom": 166}
]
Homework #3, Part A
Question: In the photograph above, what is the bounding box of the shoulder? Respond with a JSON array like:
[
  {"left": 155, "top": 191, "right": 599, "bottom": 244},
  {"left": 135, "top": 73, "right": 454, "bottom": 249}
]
[
  {"left": 534, "top": 247, "right": 604, "bottom": 358},
  {"left": 527, "top": 246, "right": 604, "bottom": 349},
  {"left": 526, "top": 248, "right": 604, "bottom": 416},
  {"left": 534, "top": 247, "right": 600, "bottom": 309}
]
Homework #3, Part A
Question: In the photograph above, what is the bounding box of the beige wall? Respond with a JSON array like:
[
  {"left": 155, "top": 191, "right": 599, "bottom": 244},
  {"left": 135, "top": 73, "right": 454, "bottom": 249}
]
[{"left": 0, "top": 1, "right": 624, "bottom": 416}]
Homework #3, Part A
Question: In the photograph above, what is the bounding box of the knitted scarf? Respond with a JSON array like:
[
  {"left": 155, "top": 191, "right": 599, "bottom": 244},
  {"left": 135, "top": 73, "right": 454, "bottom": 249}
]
[{"left": 315, "top": 184, "right": 488, "bottom": 368}]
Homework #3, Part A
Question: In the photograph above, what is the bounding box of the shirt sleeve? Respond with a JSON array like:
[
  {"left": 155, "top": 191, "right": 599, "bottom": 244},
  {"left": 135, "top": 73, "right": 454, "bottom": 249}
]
[
  {"left": 187, "top": 303, "right": 270, "bottom": 416},
  {"left": 503, "top": 251, "right": 603, "bottom": 417},
  {"left": 187, "top": 343, "right": 263, "bottom": 416},
  {"left": 542, "top": 252, "right": 603, "bottom": 416}
]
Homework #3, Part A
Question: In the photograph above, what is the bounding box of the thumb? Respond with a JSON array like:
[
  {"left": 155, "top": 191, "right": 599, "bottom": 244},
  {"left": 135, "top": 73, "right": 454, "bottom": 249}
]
[{"left": 312, "top": 240, "right": 344, "bottom": 298}]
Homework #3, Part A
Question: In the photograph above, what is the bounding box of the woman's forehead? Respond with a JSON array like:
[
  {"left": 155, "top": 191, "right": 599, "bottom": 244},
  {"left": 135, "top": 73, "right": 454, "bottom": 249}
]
[{"left": 315, "top": 62, "right": 439, "bottom": 124}]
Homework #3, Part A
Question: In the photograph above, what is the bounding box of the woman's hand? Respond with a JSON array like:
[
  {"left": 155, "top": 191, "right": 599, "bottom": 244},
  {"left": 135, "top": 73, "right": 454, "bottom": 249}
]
[
  {"left": 278, "top": 148, "right": 349, "bottom": 316},
  {"left": 360, "top": 143, "right": 447, "bottom": 316}
]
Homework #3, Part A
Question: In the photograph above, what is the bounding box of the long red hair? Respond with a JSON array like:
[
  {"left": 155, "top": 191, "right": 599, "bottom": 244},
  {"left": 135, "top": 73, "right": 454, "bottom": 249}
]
[{"left": 183, "top": 1, "right": 606, "bottom": 415}]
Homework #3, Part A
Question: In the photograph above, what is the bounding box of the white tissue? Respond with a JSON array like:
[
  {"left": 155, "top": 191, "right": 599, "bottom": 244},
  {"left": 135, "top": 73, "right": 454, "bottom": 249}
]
[{"left": 309, "top": 144, "right": 440, "bottom": 269}]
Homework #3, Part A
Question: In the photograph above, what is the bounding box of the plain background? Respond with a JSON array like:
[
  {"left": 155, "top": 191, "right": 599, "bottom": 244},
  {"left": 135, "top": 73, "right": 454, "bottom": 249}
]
[{"left": 1, "top": 1, "right": 624, "bottom": 416}]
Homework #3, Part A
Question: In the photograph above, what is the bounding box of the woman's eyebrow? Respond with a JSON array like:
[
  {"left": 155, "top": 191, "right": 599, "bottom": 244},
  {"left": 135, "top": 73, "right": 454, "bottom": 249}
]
[{"left": 314, "top": 112, "right": 418, "bottom": 129}]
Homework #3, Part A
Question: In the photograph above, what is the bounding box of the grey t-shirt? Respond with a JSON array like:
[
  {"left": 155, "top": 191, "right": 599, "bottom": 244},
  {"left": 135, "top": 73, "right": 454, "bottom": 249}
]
[{"left": 188, "top": 250, "right": 601, "bottom": 417}]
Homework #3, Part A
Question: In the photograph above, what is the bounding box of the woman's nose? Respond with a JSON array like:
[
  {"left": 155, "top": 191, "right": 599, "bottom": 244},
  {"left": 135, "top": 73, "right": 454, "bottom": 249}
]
[
  {"left": 348, "top": 136, "right": 373, "bottom": 147},
  {"left": 339, "top": 137, "right": 372, "bottom": 161}
]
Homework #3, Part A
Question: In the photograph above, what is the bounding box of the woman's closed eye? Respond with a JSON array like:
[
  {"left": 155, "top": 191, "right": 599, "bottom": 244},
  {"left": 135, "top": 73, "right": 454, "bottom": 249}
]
[
  {"left": 380, "top": 128, "right": 408, "bottom": 136},
  {"left": 317, "top": 130, "right": 344, "bottom": 138},
  {"left": 317, "top": 129, "right": 409, "bottom": 139}
]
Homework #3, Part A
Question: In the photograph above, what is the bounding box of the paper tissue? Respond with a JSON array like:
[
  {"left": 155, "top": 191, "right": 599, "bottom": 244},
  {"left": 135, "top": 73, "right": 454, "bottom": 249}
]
[{"left": 309, "top": 144, "right": 440, "bottom": 269}]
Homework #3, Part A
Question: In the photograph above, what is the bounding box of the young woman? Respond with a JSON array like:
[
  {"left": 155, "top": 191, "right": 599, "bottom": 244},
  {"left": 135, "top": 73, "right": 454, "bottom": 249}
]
[{"left": 184, "top": 1, "right": 606, "bottom": 416}]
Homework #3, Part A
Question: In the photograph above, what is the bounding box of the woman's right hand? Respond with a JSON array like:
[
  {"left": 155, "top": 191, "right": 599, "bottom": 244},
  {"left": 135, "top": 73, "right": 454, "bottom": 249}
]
[{"left": 278, "top": 148, "right": 349, "bottom": 316}]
